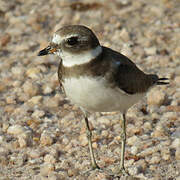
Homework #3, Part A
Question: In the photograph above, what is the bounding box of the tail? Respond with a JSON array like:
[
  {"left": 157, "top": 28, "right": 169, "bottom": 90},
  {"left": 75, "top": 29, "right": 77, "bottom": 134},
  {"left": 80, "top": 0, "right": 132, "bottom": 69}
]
[
  {"left": 156, "top": 77, "right": 169, "bottom": 85},
  {"left": 149, "top": 75, "right": 169, "bottom": 86}
]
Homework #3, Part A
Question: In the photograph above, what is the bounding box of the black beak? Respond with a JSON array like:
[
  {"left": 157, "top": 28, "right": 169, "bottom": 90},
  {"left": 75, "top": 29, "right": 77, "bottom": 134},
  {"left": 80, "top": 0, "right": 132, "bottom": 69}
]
[
  {"left": 38, "top": 47, "right": 50, "bottom": 56},
  {"left": 38, "top": 45, "right": 58, "bottom": 56}
]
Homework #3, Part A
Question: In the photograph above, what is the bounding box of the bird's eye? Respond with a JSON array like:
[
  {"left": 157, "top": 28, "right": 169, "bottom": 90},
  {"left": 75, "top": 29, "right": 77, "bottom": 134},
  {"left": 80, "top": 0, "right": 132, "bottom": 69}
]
[{"left": 67, "top": 37, "right": 78, "bottom": 46}]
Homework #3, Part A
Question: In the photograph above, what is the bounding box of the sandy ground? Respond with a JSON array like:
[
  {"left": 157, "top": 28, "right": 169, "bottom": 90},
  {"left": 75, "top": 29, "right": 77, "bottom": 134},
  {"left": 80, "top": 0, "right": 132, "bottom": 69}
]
[{"left": 0, "top": 0, "right": 180, "bottom": 179}]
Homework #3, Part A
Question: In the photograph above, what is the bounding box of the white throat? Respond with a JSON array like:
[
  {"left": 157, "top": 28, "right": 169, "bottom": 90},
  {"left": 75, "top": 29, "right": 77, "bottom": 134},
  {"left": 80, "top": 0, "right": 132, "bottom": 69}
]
[{"left": 57, "top": 46, "right": 102, "bottom": 67}]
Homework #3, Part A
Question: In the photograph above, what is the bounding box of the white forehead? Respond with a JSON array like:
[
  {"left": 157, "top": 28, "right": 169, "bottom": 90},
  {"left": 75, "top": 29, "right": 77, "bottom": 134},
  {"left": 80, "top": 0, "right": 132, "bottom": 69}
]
[
  {"left": 52, "top": 34, "right": 62, "bottom": 44},
  {"left": 52, "top": 33, "right": 80, "bottom": 44}
]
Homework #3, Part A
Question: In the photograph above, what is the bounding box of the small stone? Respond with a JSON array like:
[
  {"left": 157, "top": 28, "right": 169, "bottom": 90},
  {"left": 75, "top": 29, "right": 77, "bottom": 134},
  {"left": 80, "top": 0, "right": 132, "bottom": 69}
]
[
  {"left": 101, "top": 156, "right": 116, "bottom": 165},
  {"left": 143, "top": 122, "right": 152, "bottom": 131},
  {"left": 6, "top": 96, "right": 16, "bottom": 104},
  {"left": 44, "top": 97, "right": 60, "bottom": 108},
  {"left": 40, "top": 131, "right": 54, "bottom": 146},
  {"left": 139, "top": 146, "right": 157, "bottom": 156},
  {"left": 23, "top": 81, "right": 40, "bottom": 97},
  {"left": 101, "top": 130, "right": 108, "bottom": 138},
  {"left": 174, "top": 76, "right": 180, "bottom": 84},
  {"left": 144, "top": 46, "right": 157, "bottom": 55},
  {"left": 29, "top": 150, "right": 41, "bottom": 159},
  {"left": 147, "top": 89, "right": 166, "bottom": 106},
  {"left": 128, "top": 166, "right": 141, "bottom": 175},
  {"left": 42, "top": 84, "right": 53, "bottom": 94},
  {"left": 149, "top": 155, "right": 161, "bottom": 164},
  {"left": 67, "top": 168, "right": 78, "bottom": 177},
  {"left": 79, "top": 134, "right": 88, "bottom": 146},
  {"left": 16, "top": 154, "right": 27, "bottom": 166},
  {"left": 127, "top": 136, "right": 140, "bottom": 146},
  {"left": 32, "top": 109, "right": 45, "bottom": 118},
  {"left": 1, "top": 33, "right": 11, "bottom": 46},
  {"left": 175, "top": 147, "right": 180, "bottom": 160},
  {"left": 130, "top": 146, "right": 139, "bottom": 155},
  {"left": 7, "top": 125, "right": 25, "bottom": 135},
  {"left": 15, "top": 43, "right": 29, "bottom": 51},
  {"left": 119, "top": 28, "right": 130, "bottom": 41},
  {"left": 0, "top": 82, "right": 6, "bottom": 92},
  {"left": 40, "top": 163, "right": 55, "bottom": 177},
  {"left": 175, "top": 46, "right": 180, "bottom": 56},
  {"left": 2, "top": 123, "right": 9, "bottom": 132},
  {"left": 26, "top": 67, "right": 41, "bottom": 79},
  {"left": 28, "top": 95, "right": 42, "bottom": 104},
  {"left": 161, "top": 147, "right": 170, "bottom": 161},
  {"left": 136, "top": 159, "right": 147, "bottom": 171},
  {"left": 44, "top": 154, "right": 56, "bottom": 164},
  {"left": 88, "top": 171, "right": 110, "bottom": 180},
  {"left": 152, "top": 124, "right": 166, "bottom": 137},
  {"left": 48, "top": 172, "right": 61, "bottom": 180},
  {"left": 98, "top": 116, "right": 110, "bottom": 125},
  {"left": 17, "top": 131, "right": 32, "bottom": 148},
  {"left": 92, "top": 142, "right": 98, "bottom": 149},
  {"left": 171, "top": 138, "right": 180, "bottom": 148},
  {"left": 11, "top": 66, "right": 24, "bottom": 76}
]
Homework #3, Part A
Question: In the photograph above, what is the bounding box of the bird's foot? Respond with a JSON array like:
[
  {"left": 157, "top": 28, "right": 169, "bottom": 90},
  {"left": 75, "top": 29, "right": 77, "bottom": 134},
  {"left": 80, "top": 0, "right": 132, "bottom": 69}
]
[
  {"left": 91, "top": 162, "right": 101, "bottom": 170},
  {"left": 81, "top": 163, "right": 101, "bottom": 175},
  {"left": 112, "top": 166, "right": 129, "bottom": 177}
]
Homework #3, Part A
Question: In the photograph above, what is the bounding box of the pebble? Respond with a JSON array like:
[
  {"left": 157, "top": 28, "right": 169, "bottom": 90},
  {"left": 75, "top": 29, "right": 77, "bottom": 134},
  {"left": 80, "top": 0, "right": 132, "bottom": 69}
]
[
  {"left": 43, "top": 96, "right": 60, "bottom": 108},
  {"left": 149, "top": 154, "right": 161, "bottom": 164},
  {"left": 17, "top": 130, "right": 33, "bottom": 148},
  {"left": 127, "top": 135, "right": 140, "bottom": 146},
  {"left": 119, "top": 28, "right": 130, "bottom": 41},
  {"left": 26, "top": 67, "right": 41, "bottom": 79},
  {"left": 175, "top": 148, "right": 180, "bottom": 160},
  {"left": 40, "top": 163, "right": 55, "bottom": 177},
  {"left": 79, "top": 134, "right": 88, "bottom": 146},
  {"left": 28, "top": 95, "right": 43, "bottom": 104},
  {"left": 11, "top": 66, "right": 24, "bottom": 77},
  {"left": 67, "top": 168, "right": 79, "bottom": 177},
  {"left": 44, "top": 154, "right": 56, "bottom": 164},
  {"left": 152, "top": 124, "right": 166, "bottom": 137},
  {"left": 7, "top": 125, "right": 26, "bottom": 135},
  {"left": 143, "top": 122, "right": 152, "bottom": 131},
  {"left": 0, "top": 33, "right": 11, "bottom": 46},
  {"left": 42, "top": 84, "right": 53, "bottom": 94},
  {"left": 130, "top": 146, "right": 139, "bottom": 155},
  {"left": 128, "top": 166, "right": 141, "bottom": 175},
  {"left": 147, "top": 89, "right": 166, "bottom": 106},
  {"left": 2, "top": 123, "right": 9, "bottom": 132},
  {"left": 171, "top": 138, "right": 180, "bottom": 148},
  {"left": 22, "top": 81, "right": 40, "bottom": 97},
  {"left": 40, "top": 131, "right": 54, "bottom": 146},
  {"left": 139, "top": 146, "right": 158, "bottom": 156},
  {"left": 144, "top": 46, "right": 157, "bottom": 55},
  {"left": 29, "top": 149, "right": 42, "bottom": 159},
  {"left": 161, "top": 147, "right": 170, "bottom": 161},
  {"left": 32, "top": 109, "right": 45, "bottom": 118},
  {"left": 48, "top": 172, "right": 61, "bottom": 180}
]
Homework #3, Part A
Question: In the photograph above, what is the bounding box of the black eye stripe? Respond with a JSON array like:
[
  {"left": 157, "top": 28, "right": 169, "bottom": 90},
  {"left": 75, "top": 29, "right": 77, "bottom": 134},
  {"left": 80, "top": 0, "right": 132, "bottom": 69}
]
[{"left": 67, "top": 37, "right": 78, "bottom": 45}]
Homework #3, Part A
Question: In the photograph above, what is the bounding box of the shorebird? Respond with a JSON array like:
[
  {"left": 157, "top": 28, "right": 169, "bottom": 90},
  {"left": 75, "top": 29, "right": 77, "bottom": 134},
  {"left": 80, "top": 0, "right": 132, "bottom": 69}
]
[{"left": 38, "top": 25, "right": 168, "bottom": 175}]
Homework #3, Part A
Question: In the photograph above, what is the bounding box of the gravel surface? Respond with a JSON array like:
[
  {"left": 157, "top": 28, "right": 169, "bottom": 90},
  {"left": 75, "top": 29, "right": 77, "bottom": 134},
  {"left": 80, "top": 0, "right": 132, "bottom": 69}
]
[{"left": 0, "top": 0, "right": 180, "bottom": 179}]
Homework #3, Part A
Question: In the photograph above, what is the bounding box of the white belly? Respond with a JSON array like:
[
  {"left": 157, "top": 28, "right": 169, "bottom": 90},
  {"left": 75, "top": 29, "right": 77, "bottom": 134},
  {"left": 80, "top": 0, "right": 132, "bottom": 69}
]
[{"left": 62, "top": 76, "right": 144, "bottom": 112}]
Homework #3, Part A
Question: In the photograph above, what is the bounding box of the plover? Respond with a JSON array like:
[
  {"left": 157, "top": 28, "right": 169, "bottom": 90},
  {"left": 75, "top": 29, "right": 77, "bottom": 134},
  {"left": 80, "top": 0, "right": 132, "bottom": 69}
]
[{"left": 38, "top": 25, "right": 168, "bottom": 175}]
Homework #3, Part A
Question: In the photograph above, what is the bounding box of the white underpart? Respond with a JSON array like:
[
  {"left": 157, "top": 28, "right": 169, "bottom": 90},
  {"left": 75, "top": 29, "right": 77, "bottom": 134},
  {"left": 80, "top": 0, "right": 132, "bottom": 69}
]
[
  {"left": 63, "top": 76, "right": 145, "bottom": 113},
  {"left": 59, "top": 45, "right": 102, "bottom": 67}
]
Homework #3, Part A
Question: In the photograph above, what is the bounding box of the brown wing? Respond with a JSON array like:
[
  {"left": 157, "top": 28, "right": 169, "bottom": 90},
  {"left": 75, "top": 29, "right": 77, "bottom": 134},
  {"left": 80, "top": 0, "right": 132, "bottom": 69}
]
[
  {"left": 114, "top": 63, "right": 158, "bottom": 94},
  {"left": 102, "top": 47, "right": 158, "bottom": 94}
]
